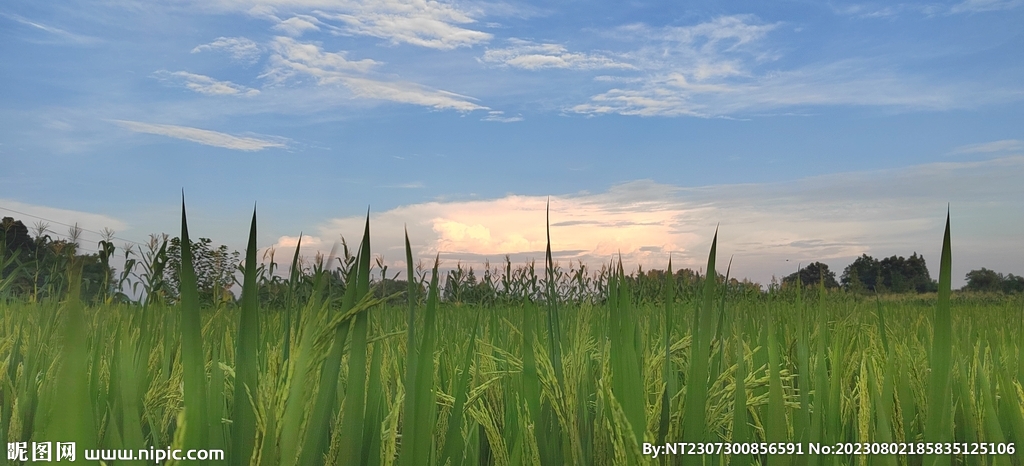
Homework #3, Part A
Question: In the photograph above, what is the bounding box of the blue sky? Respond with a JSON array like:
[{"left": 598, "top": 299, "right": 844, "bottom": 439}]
[{"left": 2, "top": 0, "right": 1023, "bottom": 286}]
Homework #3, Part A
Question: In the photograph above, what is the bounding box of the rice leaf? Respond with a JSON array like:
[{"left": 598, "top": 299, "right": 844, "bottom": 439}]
[
  {"left": 924, "top": 211, "right": 953, "bottom": 466},
  {"left": 682, "top": 229, "right": 717, "bottom": 451},
  {"left": 232, "top": 207, "right": 261, "bottom": 465},
  {"left": 178, "top": 197, "right": 210, "bottom": 454},
  {"left": 337, "top": 214, "right": 374, "bottom": 464}
]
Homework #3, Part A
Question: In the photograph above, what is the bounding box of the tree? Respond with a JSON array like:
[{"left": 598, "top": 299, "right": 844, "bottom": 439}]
[
  {"left": 1004, "top": 274, "right": 1024, "bottom": 293},
  {"left": 842, "top": 254, "right": 880, "bottom": 291},
  {"left": 879, "top": 253, "right": 935, "bottom": 293},
  {"left": 1, "top": 217, "right": 114, "bottom": 302},
  {"left": 964, "top": 268, "right": 1024, "bottom": 293},
  {"left": 166, "top": 236, "right": 240, "bottom": 305},
  {"left": 842, "top": 253, "right": 936, "bottom": 293},
  {"left": 2, "top": 217, "right": 36, "bottom": 255},
  {"left": 2, "top": 217, "right": 36, "bottom": 284},
  {"left": 783, "top": 262, "right": 839, "bottom": 289}
]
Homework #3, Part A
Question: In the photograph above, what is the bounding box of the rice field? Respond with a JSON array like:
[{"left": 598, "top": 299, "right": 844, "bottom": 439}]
[{"left": 0, "top": 204, "right": 1021, "bottom": 466}]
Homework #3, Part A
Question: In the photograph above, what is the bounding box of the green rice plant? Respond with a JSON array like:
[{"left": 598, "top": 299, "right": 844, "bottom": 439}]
[
  {"left": 765, "top": 314, "right": 791, "bottom": 466},
  {"left": 438, "top": 309, "right": 480, "bottom": 466},
  {"left": 39, "top": 263, "right": 96, "bottom": 455},
  {"left": 659, "top": 259, "right": 676, "bottom": 447},
  {"left": 177, "top": 198, "right": 209, "bottom": 454},
  {"left": 682, "top": 230, "right": 717, "bottom": 453},
  {"left": 607, "top": 262, "right": 645, "bottom": 446},
  {"left": 924, "top": 212, "right": 954, "bottom": 466},
  {"left": 399, "top": 253, "right": 440, "bottom": 466},
  {"left": 731, "top": 315, "right": 751, "bottom": 466},
  {"left": 3, "top": 207, "right": 1023, "bottom": 466},
  {"left": 232, "top": 208, "right": 261, "bottom": 465},
  {"left": 335, "top": 214, "right": 373, "bottom": 462}
]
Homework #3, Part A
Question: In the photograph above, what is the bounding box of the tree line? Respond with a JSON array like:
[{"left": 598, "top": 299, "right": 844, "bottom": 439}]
[
  {"left": 783, "top": 253, "right": 1024, "bottom": 294},
  {"left": 4, "top": 216, "right": 1023, "bottom": 306}
]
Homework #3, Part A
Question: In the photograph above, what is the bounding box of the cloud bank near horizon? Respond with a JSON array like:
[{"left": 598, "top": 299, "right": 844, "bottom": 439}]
[
  {"left": 5, "top": 154, "right": 1021, "bottom": 287},
  {"left": 262, "top": 154, "right": 1024, "bottom": 286}
]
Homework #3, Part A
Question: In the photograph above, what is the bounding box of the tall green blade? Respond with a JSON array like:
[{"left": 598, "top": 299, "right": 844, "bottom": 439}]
[
  {"left": 400, "top": 256, "right": 440, "bottom": 466},
  {"left": 283, "top": 233, "right": 302, "bottom": 363},
  {"left": 337, "top": 215, "right": 373, "bottom": 464},
  {"left": 658, "top": 258, "right": 675, "bottom": 446},
  {"left": 362, "top": 338, "right": 385, "bottom": 466},
  {"left": 544, "top": 199, "right": 564, "bottom": 387},
  {"left": 178, "top": 198, "right": 210, "bottom": 454},
  {"left": 609, "top": 263, "right": 645, "bottom": 445},
  {"left": 682, "top": 229, "right": 717, "bottom": 454},
  {"left": 299, "top": 227, "right": 361, "bottom": 465},
  {"left": 298, "top": 312, "right": 351, "bottom": 466},
  {"left": 924, "top": 211, "right": 953, "bottom": 466},
  {"left": 765, "top": 315, "right": 791, "bottom": 466},
  {"left": 232, "top": 208, "right": 260, "bottom": 466},
  {"left": 399, "top": 229, "right": 421, "bottom": 465},
  {"left": 731, "top": 317, "right": 750, "bottom": 466}
]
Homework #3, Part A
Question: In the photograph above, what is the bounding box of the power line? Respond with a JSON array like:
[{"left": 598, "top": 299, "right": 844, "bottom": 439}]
[{"left": 0, "top": 204, "right": 146, "bottom": 248}]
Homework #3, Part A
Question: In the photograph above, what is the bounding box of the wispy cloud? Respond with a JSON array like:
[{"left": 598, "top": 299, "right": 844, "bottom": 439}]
[
  {"left": 568, "top": 14, "right": 1015, "bottom": 117},
  {"left": 113, "top": 120, "right": 287, "bottom": 151},
  {"left": 197, "top": 0, "right": 492, "bottom": 49},
  {"left": 835, "top": 0, "right": 1020, "bottom": 18},
  {"left": 278, "top": 156, "right": 1024, "bottom": 286},
  {"left": 2, "top": 13, "right": 101, "bottom": 45},
  {"left": 273, "top": 15, "right": 322, "bottom": 36},
  {"left": 314, "top": 0, "right": 492, "bottom": 49},
  {"left": 482, "top": 110, "right": 522, "bottom": 122},
  {"left": 950, "top": 0, "right": 1023, "bottom": 13},
  {"left": 261, "top": 36, "right": 380, "bottom": 83},
  {"left": 834, "top": 4, "right": 902, "bottom": 18},
  {"left": 261, "top": 37, "right": 487, "bottom": 111},
  {"left": 191, "top": 37, "right": 262, "bottom": 63},
  {"left": 564, "top": 15, "right": 782, "bottom": 116},
  {"left": 482, "top": 39, "right": 634, "bottom": 70},
  {"left": 381, "top": 181, "right": 425, "bottom": 188},
  {"left": 949, "top": 139, "right": 1023, "bottom": 154},
  {"left": 153, "top": 71, "right": 260, "bottom": 96}
]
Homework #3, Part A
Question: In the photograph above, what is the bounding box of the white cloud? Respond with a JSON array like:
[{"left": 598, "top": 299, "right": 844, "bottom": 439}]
[
  {"left": 381, "top": 182, "right": 425, "bottom": 188},
  {"left": 273, "top": 15, "right": 321, "bottom": 36},
  {"left": 834, "top": 1, "right": 1019, "bottom": 18},
  {"left": 1, "top": 13, "right": 101, "bottom": 45},
  {"left": 834, "top": 4, "right": 902, "bottom": 18},
  {"left": 197, "top": 0, "right": 492, "bottom": 49},
  {"left": 950, "top": 0, "right": 1023, "bottom": 13},
  {"left": 154, "top": 70, "right": 260, "bottom": 96},
  {"left": 563, "top": 15, "right": 785, "bottom": 116},
  {"left": 340, "top": 76, "right": 487, "bottom": 111},
  {"left": 318, "top": 4, "right": 492, "bottom": 50},
  {"left": 261, "top": 36, "right": 380, "bottom": 84},
  {"left": 949, "top": 139, "right": 1023, "bottom": 154},
  {"left": 113, "top": 120, "right": 287, "bottom": 151},
  {"left": 482, "top": 110, "right": 523, "bottom": 122},
  {"left": 561, "top": 14, "right": 1020, "bottom": 117},
  {"left": 191, "top": 37, "right": 262, "bottom": 63},
  {"left": 285, "top": 156, "right": 1024, "bottom": 287},
  {"left": 261, "top": 37, "right": 487, "bottom": 111},
  {"left": 573, "top": 43, "right": 1005, "bottom": 117},
  {"left": 645, "top": 15, "right": 779, "bottom": 51},
  {"left": 482, "top": 39, "right": 634, "bottom": 70}
]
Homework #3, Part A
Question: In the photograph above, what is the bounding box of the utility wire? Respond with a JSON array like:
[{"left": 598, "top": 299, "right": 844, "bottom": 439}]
[{"left": 0, "top": 204, "right": 146, "bottom": 248}]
